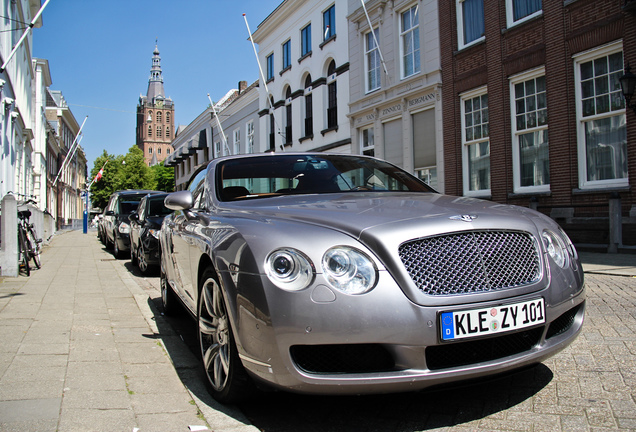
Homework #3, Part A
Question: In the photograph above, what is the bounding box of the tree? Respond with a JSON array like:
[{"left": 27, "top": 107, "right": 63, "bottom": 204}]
[
  {"left": 150, "top": 163, "right": 175, "bottom": 192},
  {"left": 89, "top": 150, "right": 123, "bottom": 210},
  {"left": 118, "top": 146, "right": 156, "bottom": 191}
]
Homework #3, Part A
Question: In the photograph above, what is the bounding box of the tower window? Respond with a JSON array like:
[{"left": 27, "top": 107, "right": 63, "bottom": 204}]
[{"left": 157, "top": 112, "right": 162, "bottom": 123}]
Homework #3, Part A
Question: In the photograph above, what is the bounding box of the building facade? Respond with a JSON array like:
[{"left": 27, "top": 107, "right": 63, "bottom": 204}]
[
  {"left": 440, "top": 0, "right": 635, "bottom": 248},
  {"left": 251, "top": 0, "right": 352, "bottom": 154},
  {"left": 136, "top": 44, "right": 175, "bottom": 166},
  {"left": 347, "top": 0, "right": 444, "bottom": 191},
  {"left": 164, "top": 81, "right": 260, "bottom": 190}
]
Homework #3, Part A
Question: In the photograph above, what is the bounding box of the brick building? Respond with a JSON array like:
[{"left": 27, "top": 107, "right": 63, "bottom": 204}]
[
  {"left": 440, "top": 0, "right": 636, "bottom": 250},
  {"left": 136, "top": 43, "right": 175, "bottom": 166}
]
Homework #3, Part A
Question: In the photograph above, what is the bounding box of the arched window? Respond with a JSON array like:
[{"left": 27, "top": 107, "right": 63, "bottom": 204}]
[
  {"left": 147, "top": 111, "right": 153, "bottom": 123},
  {"left": 304, "top": 75, "right": 313, "bottom": 137},
  {"left": 166, "top": 126, "right": 170, "bottom": 138},
  {"left": 157, "top": 126, "right": 162, "bottom": 138},
  {"left": 327, "top": 61, "right": 338, "bottom": 129},
  {"left": 285, "top": 87, "right": 292, "bottom": 146},
  {"left": 166, "top": 112, "right": 171, "bottom": 123},
  {"left": 148, "top": 125, "right": 152, "bottom": 137},
  {"left": 157, "top": 111, "right": 162, "bottom": 123}
]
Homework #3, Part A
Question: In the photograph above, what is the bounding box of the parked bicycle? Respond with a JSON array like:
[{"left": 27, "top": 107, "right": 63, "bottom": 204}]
[{"left": 15, "top": 197, "right": 42, "bottom": 276}]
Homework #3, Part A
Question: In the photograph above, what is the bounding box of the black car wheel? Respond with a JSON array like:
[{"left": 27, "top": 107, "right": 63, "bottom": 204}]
[
  {"left": 130, "top": 242, "right": 138, "bottom": 266},
  {"left": 113, "top": 233, "right": 123, "bottom": 259},
  {"left": 198, "top": 268, "right": 252, "bottom": 403},
  {"left": 160, "top": 260, "right": 175, "bottom": 315},
  {"left": 138, "top": 244, "right": 148, "bottom": 274}
]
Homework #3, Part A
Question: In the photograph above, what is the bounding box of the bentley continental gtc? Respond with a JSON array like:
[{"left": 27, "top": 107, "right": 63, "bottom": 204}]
[{"left": 159, "top": 153, "right": 585, "bottom": 403}]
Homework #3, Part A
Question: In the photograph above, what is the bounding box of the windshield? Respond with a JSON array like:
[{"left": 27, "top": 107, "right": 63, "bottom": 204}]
[
  {"left": 120, "top": 200, "right": 142, "bottom": 214},
  {"left": 216, "top": 154, "right": 435, "bottom": 201},
  {"left": 147, "top": 197, "right": 172, "bottom": 217}
]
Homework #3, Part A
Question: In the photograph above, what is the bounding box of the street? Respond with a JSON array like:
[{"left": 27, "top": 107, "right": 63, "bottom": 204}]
[{"left": 1, "top": 229, "right": 635, "bottom": 431}]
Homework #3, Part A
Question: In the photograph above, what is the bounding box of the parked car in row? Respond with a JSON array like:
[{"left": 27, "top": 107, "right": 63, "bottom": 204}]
[
  {"left": 128, "top": 193, "right": 171, "bottom": 274},
  {"left": 159, "top": 153, "right": 585, "bottom": 404},
  {"left": 100, "top": 190, "right": 161, "bottom": 258}
]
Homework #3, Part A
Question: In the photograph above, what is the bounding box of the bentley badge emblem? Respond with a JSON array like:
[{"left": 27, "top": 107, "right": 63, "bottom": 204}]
[{"left": 450, "top": 214, "right": 478, "bottom": 222}]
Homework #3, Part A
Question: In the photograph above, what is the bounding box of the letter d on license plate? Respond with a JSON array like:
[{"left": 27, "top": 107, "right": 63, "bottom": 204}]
[{"left": 440, "top": 298, "right": 545, "bottom": 341}]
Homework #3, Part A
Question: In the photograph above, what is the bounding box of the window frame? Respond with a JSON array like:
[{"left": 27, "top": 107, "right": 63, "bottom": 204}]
[
  {"left": 282, "top": 39, "right": 291, "bottom": 71},
  {"left": 233, "top": 128, "right": 241, "bottom": 155},
  {"left": 360, "top": 126, "right": 375, "bottom": 156},
  {"left": 365, "top": 28, "right": 381, "bottom": 93},
  {"left": 505, "top": 0, "right": 542, "bottom": 28},
  {"left": 399, "top": 4, "right": 421, "bottom": 79},
  {"left": 323, "top": 4, "right": 336, "bottom": 42},
  {"left": 574, "top": 41, "right": 627, "bottom": 190},
  {"left": 456, "top": 0, "right": 485, "bottom": 50},
  {"left": 460, "top": 86, "right": 491, "bottom": 197},
  {"left": 301, "top": 24, "right": 312, "bottom": 57},
  {"left": 246, "top": 120, "right": 255, "bottom": 154},
  {"left": 510, "top": 67, "right": 550, "bottom": 194},
  {"left": 266, "top": 53, "right": 274, "bottom": 81}
]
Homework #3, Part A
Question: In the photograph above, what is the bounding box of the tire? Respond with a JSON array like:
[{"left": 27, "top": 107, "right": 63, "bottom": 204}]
[
  {"left": 18, "top": 228, "right": 31, "bottom": 277},
  {"left": 198, "top": 268, "right": 252, "bottom": 403},
  {"left": 130, "top": 241, "right": 138, "bottom": 266},
  {"left": 26, "top": 227, "right": 41, "bottom": 269},
  {"left": 160, "top": 260, "right": 176, "bottom": 315},
  {"left": 113, "top": 233, "right": 124, "bottom": 259},
  {"left": 138, "top": 244, "right": 149, "bottom": 274}
]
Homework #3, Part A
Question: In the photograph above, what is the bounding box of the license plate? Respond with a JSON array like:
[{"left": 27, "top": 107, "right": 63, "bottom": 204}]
[{"left": 440, "top": 298, "right": 545, "bottom": 341}]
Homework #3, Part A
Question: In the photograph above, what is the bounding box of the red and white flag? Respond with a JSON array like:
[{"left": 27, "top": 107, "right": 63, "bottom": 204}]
[{"left": 94, "top": 168, "right": 103, "bottom": 182}]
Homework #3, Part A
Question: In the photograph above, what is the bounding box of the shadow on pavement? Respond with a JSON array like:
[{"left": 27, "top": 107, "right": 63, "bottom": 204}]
[{"left": 142, "top": 289, "right": 552, "bottom": 432}]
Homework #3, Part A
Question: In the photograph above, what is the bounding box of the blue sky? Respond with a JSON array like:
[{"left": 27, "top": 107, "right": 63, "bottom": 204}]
[{"left": 33, "top": 0, "right": 282, "bottom": 171}]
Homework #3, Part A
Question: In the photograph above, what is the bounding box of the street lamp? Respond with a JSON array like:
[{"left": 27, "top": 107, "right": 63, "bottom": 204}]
[{"left": 619, "top": 63, "right": 636, "bottom": 115}]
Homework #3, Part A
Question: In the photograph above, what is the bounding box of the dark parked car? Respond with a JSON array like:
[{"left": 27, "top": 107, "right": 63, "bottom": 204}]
[
  {"left": 160, "top": 153, "right": 585, "bottom": 404},
  {"left": 102, "top": 190, "right": 161, "bottom": 258},
  {"left": 129, "top": 193, "right": 171, "bottom": 274}
]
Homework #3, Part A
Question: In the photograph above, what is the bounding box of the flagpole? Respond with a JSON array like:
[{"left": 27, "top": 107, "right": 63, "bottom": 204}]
[
  {"left": 53, "top": 115, "right": 88, "bottom": 186},
  {"left": 360, "top": 0, "right": 389, "bottom": 81},
  {"left": 0, "top": 0, "right": 51, "bottom": 73},
  {"left": 85, "top": 158, "right": 107, "bottom": 234},
  {"left": 243, "top": 13, "right": 284, "bottom": 150},
  {"left": 207, "top": 94, "right": 230, "bottom": 155}
]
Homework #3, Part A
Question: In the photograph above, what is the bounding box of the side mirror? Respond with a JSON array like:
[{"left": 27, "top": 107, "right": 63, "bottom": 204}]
[
  {"left": 164, "top": 190, "right": 194, "bottom": 211},
  {"left": 129, "top": 212, "right": 139, "bottom": 222},
  {"left": 105, "top": 210, "right": 114, "bottom": 216}
]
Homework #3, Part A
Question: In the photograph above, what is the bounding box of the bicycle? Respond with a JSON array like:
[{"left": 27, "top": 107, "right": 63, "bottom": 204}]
[{"left": 16, "top": 198, "right": 42, "bottom": 275}]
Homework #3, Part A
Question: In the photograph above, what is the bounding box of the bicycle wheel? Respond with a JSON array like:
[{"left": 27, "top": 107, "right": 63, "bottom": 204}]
[
  {"left": 26, "top": 226, "right": 41, "bottom": 269},
  {"left": 18, "top": 227, "right": 31, "bottom": 276}
]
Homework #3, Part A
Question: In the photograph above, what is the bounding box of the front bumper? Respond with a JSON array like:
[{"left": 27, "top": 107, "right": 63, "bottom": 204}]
[{"left": 232, "top": 270, "right": 585, "bottom": 395}]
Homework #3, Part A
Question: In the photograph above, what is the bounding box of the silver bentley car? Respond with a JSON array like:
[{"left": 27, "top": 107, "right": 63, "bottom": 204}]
[{"left": 159, "top": 153, "right": 585, "bottom": 403}]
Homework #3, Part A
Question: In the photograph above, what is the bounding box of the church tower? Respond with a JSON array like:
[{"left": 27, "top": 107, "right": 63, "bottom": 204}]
[{"left": 136, "top": 43, "right": 175, "bottom": 166}]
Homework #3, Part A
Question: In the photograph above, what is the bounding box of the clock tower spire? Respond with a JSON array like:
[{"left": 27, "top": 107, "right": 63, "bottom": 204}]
[{"left": 136, "top": 41, "right": 175, "bottom": 166}]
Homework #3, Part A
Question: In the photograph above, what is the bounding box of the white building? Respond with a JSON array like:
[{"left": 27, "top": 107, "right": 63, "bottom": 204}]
[
  {"left": 165, "top": 81, "right": 260, "bottom": 190},
  {"left": 346, "top": 0, "right": 444, "bottom": 191},
  {"left": 0, "top": 0, "right": 41, "bottom": 202},
  {"left": 251, "top": 0, "right": 351, "bottom": 153}
]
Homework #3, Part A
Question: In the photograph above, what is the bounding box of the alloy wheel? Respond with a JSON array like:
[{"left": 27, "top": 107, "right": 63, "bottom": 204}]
[{"left": 138, "top": 244, "right": 148, "bottom": 273}]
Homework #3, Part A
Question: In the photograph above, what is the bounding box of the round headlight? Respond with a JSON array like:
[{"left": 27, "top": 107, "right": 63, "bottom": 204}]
[
  {"left": 322, "top": 247, "right": 377, "bottom": 295},
  {"left": 542, "top": 230, "right": 567, "bottom": 268},
  {"left": 265, "top": 249, "right": 314, "bottom": 291},
  {"left": 118, "top": 222, "right": 130, "bottom": 234},
  {"left": 558, "top": 227, "right": 578, "bottom": 261}
]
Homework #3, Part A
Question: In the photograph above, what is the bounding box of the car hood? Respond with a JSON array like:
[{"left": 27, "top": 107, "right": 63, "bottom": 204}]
[{"left": 225, "top": 192, "right": 546, "bottom": 242}]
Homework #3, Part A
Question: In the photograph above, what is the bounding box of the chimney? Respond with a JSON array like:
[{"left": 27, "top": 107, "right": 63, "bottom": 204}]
[{"left": 238, "top": 80, "right": 248, "bottom": 94}]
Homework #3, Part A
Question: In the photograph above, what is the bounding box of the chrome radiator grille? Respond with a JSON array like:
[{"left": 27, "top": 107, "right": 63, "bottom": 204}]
[{"left": 398, "top": 231, "right": 541, "bottom": 296}]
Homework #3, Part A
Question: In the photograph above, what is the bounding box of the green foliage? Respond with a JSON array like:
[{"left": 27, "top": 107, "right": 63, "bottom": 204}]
[
  {"left": 150, "top": 163, "right": 175, "bottom": 192},
  {"left": 89, "top": 146, "right": 175, "bottom": 210}
]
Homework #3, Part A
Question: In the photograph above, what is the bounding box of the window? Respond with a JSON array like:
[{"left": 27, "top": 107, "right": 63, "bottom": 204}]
[
  {"left": 233, "top": 129, "right": 240, "bottom": 155},
  {"left": 506, "top": 0, "right": 542, "bottom": 27},
  {"left": 360, "top": 127, "right": 374, "bottom": 156},
  {"left": 511, "top": 70, "right": 549, "bottom": 192},
  {"left": 148, "top": 125, "right": 152, "bottom": 137},
  {"left": 149, "top": 147, "right": 153, "bottom": 154},
  {"left": 266, "top": 53, "right": 274, "bottom": 81},
  {"left": 457, "top": 0, "right": 485, "bottom": 49},
  {"left": 269, "top": 96, "right": 276, "bottom": 151},
  {"left": 166, "top": 126, "right": 170, "bottom": 138},
  {"left": 166, "top": 112, "right": 170, "bottom": 123},
  {"left": 282, "top": 40, "right": 291, "bottom": 70},
  {"left": 365, "top": 28, "right": 381, "bottom": 92},
  {"left": 575, "top": 43, "right": 626, "bottom": 189},
  {"left": 156, "top": 126, "right": 162, "bottom": 138},
  {"left": 158, "top": 147, "right": 162, "bottom": 155},
  {"left": 285, "top": 87, "right": 292, "bottom": 145},
  {"left": 304, "top": 75, "right": 313, "bottom": 137},
  {"left": 214, "top": 141, "right": 221, "bottom": 158},
  {"left": 301, "top": 24, "right": 311, "bottom": 57},
  {"left": 400, "top": 5, "right": 420, "bottom": 78},
  {"left": 327, "top": 61, "right": 338, "bottom": 129},
  {"left": 461, "top": 89, "right": 490, "bottom": 195},
  {"left": 323, "top": 5, "right": 335, "bottom": 41},
  {"left": 246, "top": 121, "right": 254, "bottom": 153},
  {"left": 157, "top": 111, "right": 162, "bottom": 123}
]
